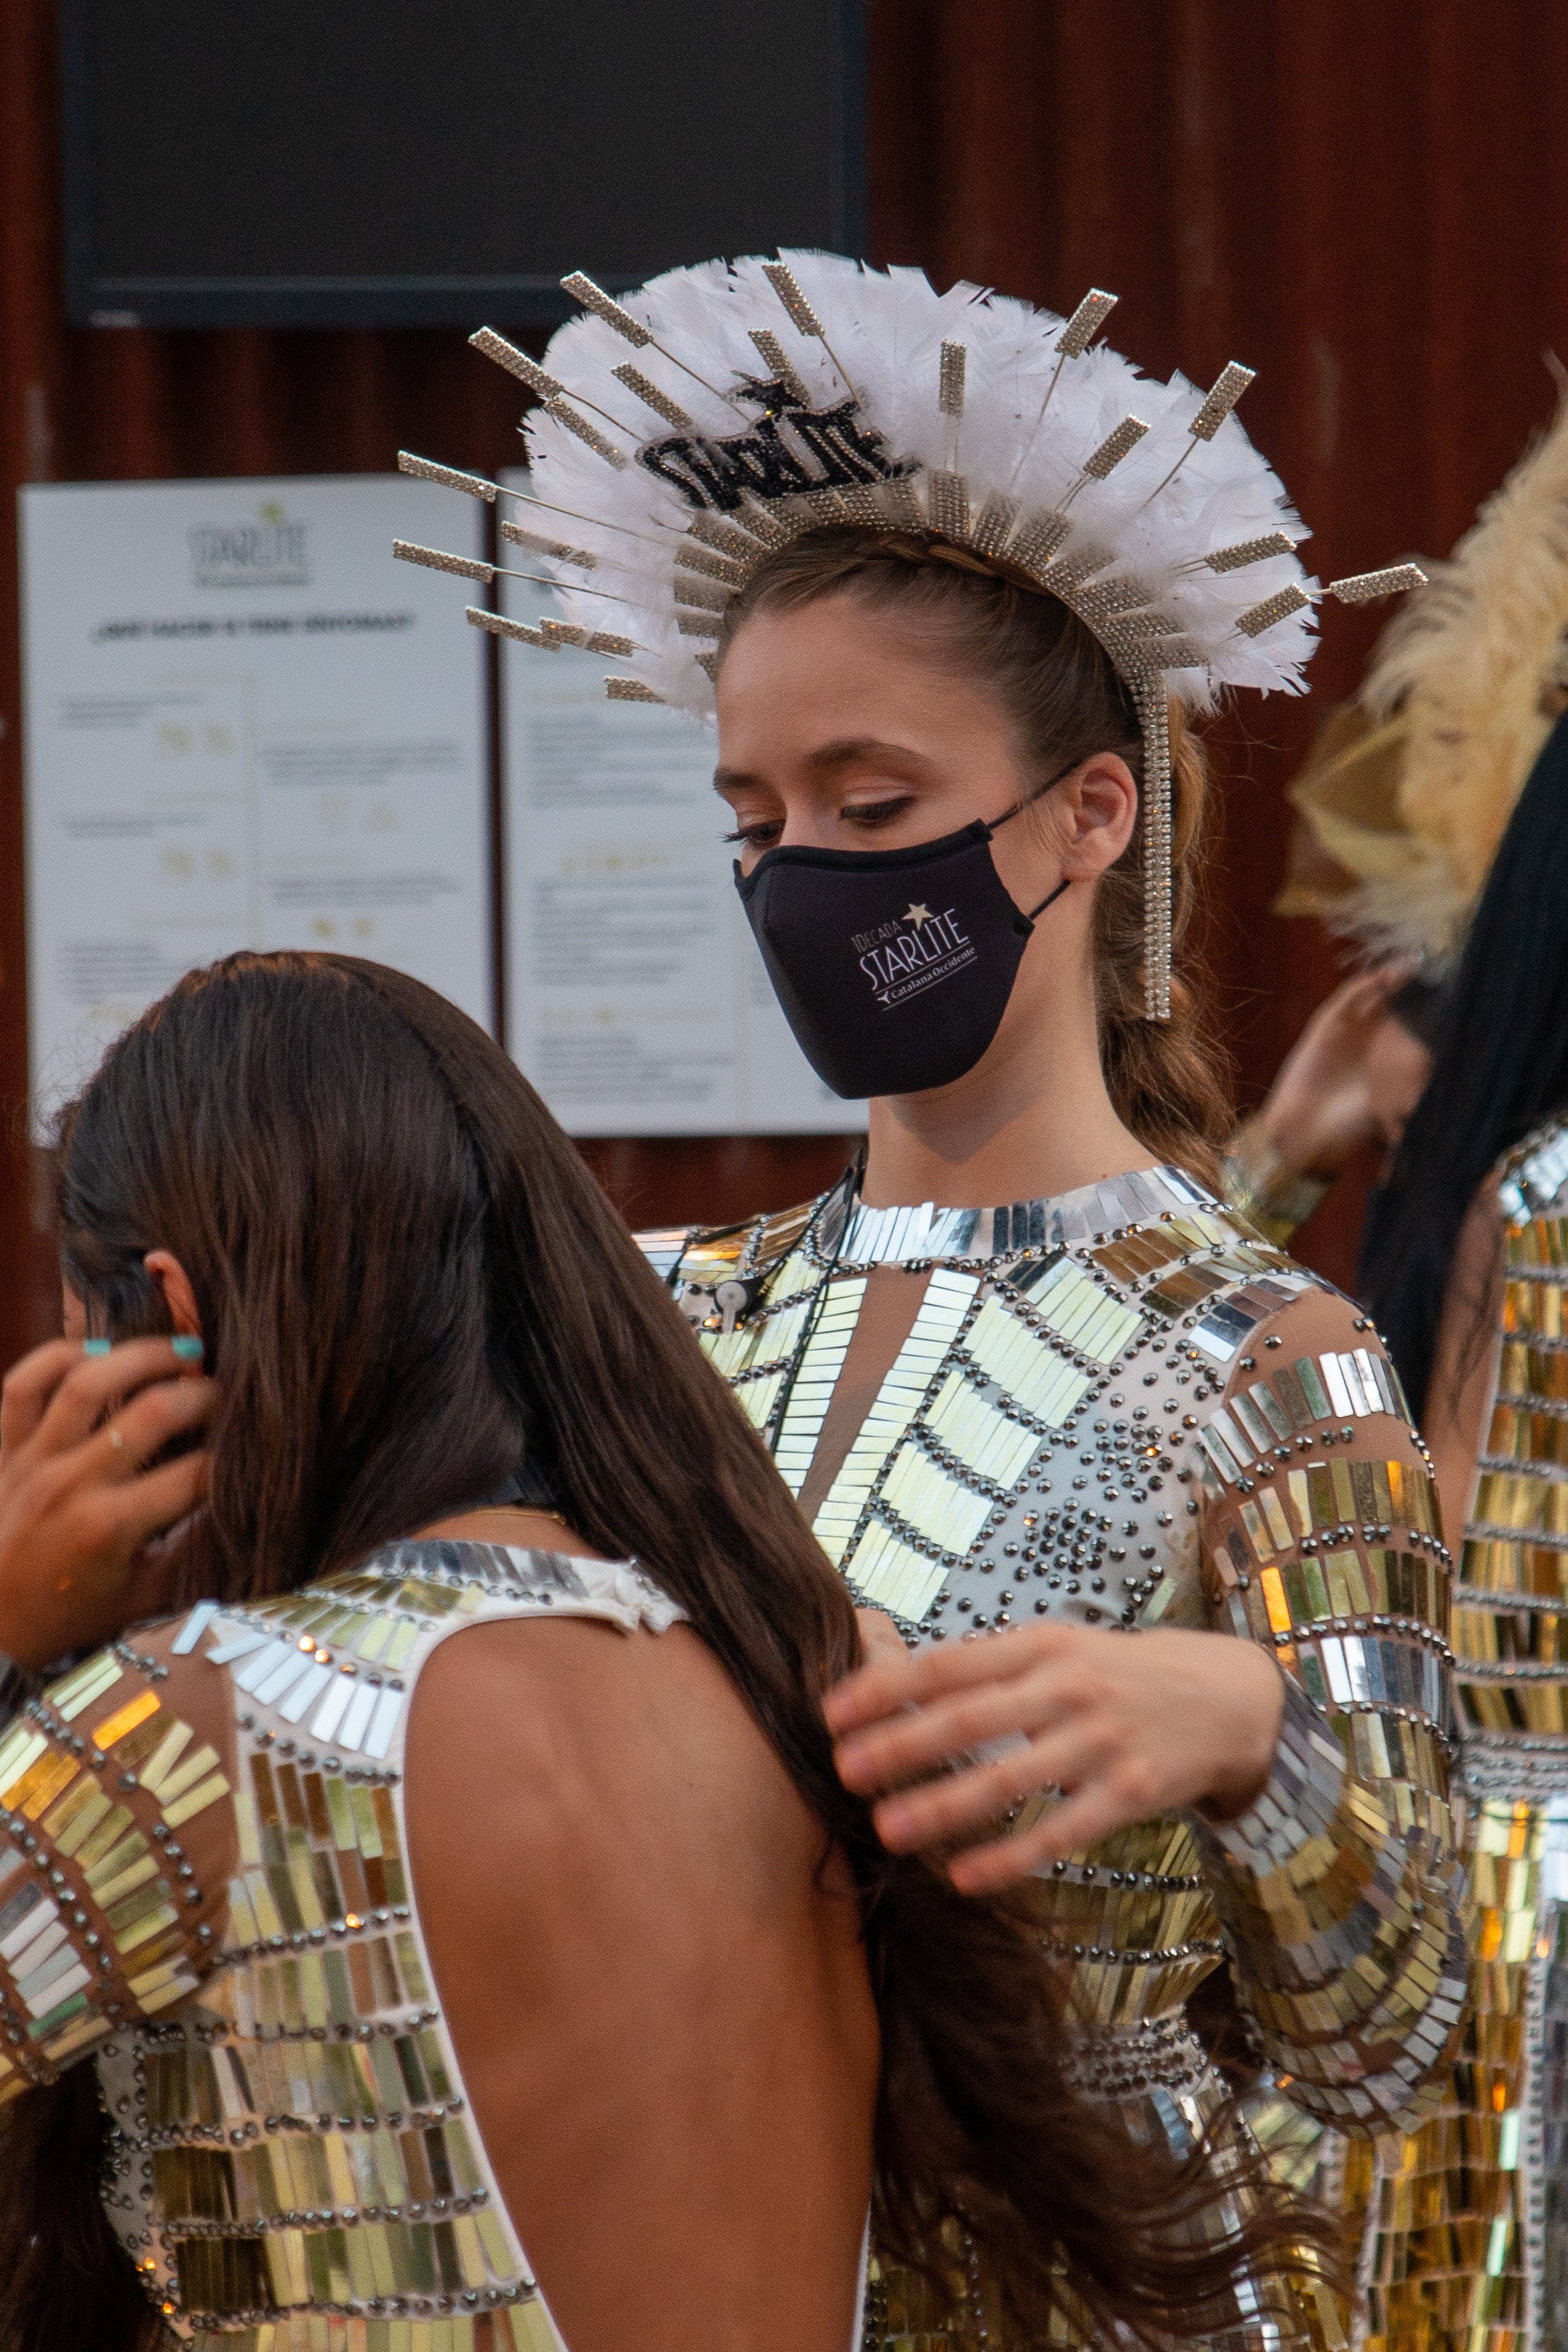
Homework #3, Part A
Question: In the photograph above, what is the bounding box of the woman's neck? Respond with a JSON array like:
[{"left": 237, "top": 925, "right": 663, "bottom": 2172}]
[
  {"left": 414, "top": 1504, "right": 605, "bottom": 1561},
  {"left": 860, "top": 1008, "right": 1152, "bottom": 1210}
]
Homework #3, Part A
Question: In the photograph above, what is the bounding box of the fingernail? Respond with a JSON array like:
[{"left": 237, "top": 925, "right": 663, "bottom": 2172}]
[
  {"left": 82, "top": 1338, "right": 112, "bottom": 1357},
  {"left": 171, "top": 1336, "right": 204, "bottom": 1361}
]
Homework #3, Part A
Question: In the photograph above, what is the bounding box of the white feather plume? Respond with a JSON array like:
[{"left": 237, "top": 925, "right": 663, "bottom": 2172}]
[
  {"left": 513, "top": 251, "right": 1319, "bottom": 719},
  {"left": 1280, "top": 385, "right": 1568, "bottom": 964}
]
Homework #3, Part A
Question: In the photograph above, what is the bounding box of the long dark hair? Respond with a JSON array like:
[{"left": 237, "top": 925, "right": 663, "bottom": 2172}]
[
  {"left": 1359, "top": 706, "right": 1568, "bottom": 1417},
  {"left": 7, "top": 951, "right": 1332, "bottom": 2348}
]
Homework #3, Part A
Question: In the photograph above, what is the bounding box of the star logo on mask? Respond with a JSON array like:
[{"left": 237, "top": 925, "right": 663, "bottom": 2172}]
[{"left": 901, "top": 903, "right": 933, "bottom": 927}]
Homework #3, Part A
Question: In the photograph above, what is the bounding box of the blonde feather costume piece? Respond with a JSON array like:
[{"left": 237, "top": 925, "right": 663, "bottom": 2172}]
[
  {"left": 1279, "top": 385, "right": 1568, "bottom": 964},
  {"left": 396, "top": 250, "right": 1423, "bottom": 1017}
]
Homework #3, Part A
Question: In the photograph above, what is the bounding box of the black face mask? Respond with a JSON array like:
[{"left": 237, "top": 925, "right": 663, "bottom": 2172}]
[{"left": 734, "top": 796, "right": 1068, "bottom": 1099}]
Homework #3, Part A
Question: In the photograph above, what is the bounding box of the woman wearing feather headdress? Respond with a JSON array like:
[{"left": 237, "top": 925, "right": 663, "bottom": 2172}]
[
  {"left": 401, "top": 251, "right": 1465, "bottom": 2350},
  {"left": 0, "top": 255, "right": 1469, "bottom": 2348}
]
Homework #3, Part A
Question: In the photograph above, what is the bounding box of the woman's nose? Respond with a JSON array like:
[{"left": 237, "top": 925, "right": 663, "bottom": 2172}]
[{"left": 777, "top": 809, "right": 843, "bottom": 850}]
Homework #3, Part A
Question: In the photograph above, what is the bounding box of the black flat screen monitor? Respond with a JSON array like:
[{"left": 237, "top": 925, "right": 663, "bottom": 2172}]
[{"left": 60, "top": 0, "right": 865, "bottom": 328}]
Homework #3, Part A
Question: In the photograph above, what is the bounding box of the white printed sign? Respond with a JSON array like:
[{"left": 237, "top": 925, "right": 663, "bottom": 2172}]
[{"left": 20, "top": 475, "right": 491, "bottom": 1125}]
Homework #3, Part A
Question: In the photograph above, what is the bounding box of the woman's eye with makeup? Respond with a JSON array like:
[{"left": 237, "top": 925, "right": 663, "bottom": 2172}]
[
  {"left": 843, "top": 795, "right": 917, "bottom": 829},
  {"left": 722, "top": 818, "right": 784, "bottom": 848}
]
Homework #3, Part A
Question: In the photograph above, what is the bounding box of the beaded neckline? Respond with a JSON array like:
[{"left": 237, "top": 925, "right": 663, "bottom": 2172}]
[{"left": 812, "top": 1162, "right": 1218, "bottom": 1272}]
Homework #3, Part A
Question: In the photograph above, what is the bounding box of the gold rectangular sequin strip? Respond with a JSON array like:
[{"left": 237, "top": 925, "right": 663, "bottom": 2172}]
[
  {"left": 772, "top": 1277, "right": 868, "bottom": 1496},
  {"left": 1193, "top": 1675, "right": 1468, "bottom": 2130},
  {"left": 817, "top": 1270, "right": 980, "bottom": 1578},
  {"left": 0, "top": 1651, "right": 229, "bottom": 2102},
  {"left": 1193, "top": 1351, "right": 1409, "bottom": 1496},
  {"left": 181, "top": 2303, "right": 557, "bottom": 2348}
]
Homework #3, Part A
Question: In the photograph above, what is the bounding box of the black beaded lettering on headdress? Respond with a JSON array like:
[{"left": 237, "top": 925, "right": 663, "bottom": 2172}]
[{"left": 637, "top": 384, "right": 917, "bottom": 516}]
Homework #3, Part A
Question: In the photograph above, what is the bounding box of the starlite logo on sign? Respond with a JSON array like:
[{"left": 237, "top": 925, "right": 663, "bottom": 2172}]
[
  {"left": 853, "top": 903, "right": 976, "bottom": 1009},
  {"left": 188, "top": 500, "right": 312, "bottom": 590}
]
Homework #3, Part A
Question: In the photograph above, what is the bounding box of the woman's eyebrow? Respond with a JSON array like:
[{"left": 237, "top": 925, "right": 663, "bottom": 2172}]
[
  {"left": 713, "top": 739, "right": 933, "bottom": 795},
  {"left": 804, "top": 737, "right": 933, "bottom": 773}
]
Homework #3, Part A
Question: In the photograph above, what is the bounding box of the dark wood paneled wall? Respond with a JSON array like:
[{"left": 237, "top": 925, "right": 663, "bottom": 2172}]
[{"left": 6, "top": 0, "right": 1568, "bottom": 1367}]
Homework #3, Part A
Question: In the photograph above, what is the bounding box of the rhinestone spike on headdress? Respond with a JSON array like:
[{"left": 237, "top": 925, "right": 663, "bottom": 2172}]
[{"left": 402, "top": 253, "right": 1424, "bottom": 1020}]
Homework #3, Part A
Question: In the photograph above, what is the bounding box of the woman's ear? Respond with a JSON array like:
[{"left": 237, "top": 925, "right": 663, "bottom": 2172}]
[
  {"left": 143, "top": 1251, "right": 204, "bottom": 1342},
  {"left": 1056, "top": 754, "right": 1139, "bottom": 877}
]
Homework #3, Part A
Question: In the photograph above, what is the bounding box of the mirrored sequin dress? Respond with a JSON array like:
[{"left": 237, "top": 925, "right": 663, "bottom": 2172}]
[
  {"left": 0, "top": 1540, "right": 701, "bottom": 2352},
  {"left": 1361, "top": 1118, "right": 1568, "bottom": 2352},
  {"left": 643, "top": 1164, "right": 1472, "bottom": 2351}
]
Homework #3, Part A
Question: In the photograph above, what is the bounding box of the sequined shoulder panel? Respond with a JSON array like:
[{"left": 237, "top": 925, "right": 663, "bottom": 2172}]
[
  {"left": 1182, "top": 1275, "right": 1468, "bottom": 2132},
  {"left": 633, "top": 1225, "right": 700, "bottom": 1284},
  {"left": 1496, "top": 1113, "right": 1568, "bottom": 1227},
  {"left": 0, "top": 1632, "right": 234, "bottom": 2097},
  {"left": 0, "top": 1542, "right": 683, "bottom": 2351},
  {"left": 639, "top": 1198, "right": 820, "bottom": 1330}
]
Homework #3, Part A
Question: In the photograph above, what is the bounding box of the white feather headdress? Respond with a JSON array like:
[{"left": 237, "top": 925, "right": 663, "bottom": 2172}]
[{"left": 395, "top": 251, "right": 1422, "bottom": 1017}]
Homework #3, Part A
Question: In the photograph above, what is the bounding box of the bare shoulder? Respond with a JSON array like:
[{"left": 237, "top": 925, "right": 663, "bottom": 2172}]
[
  {"left": 1425, "top": 1169, "right": 1508, "bottom": 1535},
  {"left": 1445, "top": 1171, "right": 1506, "bottom": 1317},
  {"left": 406, "top": 1611, "right": 817, "bottom": 1912}
]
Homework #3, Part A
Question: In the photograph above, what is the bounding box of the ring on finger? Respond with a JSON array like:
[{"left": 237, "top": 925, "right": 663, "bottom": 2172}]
[{"left": 107, "top": 1422, "right": 138, "bottom": 1467}]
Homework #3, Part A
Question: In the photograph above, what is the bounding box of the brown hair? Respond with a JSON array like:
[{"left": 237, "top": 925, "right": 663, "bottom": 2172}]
[
  {"left": 11, "top": 952, "right": 1330, "bottom": 2347},
  {"left": 719, "top": 528, "right": 1233, "bottom": 1183}
]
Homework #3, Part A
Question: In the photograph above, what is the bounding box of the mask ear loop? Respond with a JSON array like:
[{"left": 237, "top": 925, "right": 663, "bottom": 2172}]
[
  {"left": 985, "top": 759, "right": 1079, "bottom": 930},
  {"left": 1024, "top": 875, "right": 1071, "bottom": 923}
]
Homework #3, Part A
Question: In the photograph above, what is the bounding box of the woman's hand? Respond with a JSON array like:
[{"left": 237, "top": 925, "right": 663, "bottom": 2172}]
[
  {"left": 825, "top": 1622, "right": 1285, "bottom": 1895},
  {"left": 1251, "top": 965, "right": 1410, "bottom": 1179},
  {"left": 0, "top": 1338, "right": 214, "bottom": 1669},
  {"left": 854, "top": 1606, "right": 906, "bottom": 1664}
]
